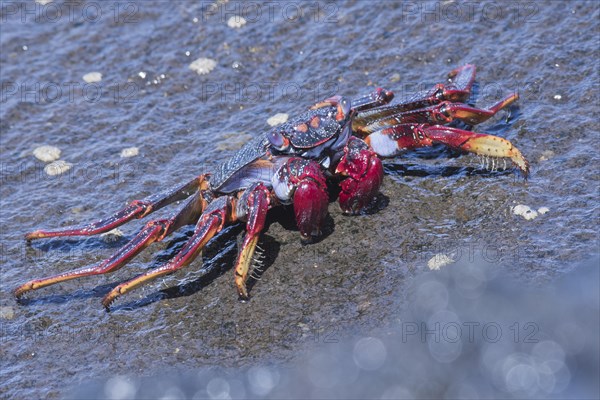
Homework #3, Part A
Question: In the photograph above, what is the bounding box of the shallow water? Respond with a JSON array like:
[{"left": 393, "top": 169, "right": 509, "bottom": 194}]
[{"left": 1, "top": 1, "right": 598, "bottom": 398}]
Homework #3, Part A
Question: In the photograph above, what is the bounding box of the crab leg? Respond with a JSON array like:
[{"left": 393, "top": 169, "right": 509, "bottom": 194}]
[
  {"left": 356, "top": 93, "right": 518, "bottom": 135},
  {"left": 15, "top": 191, "right": 207, "bottom": 298},
  {"left": 26, "top": 176, "right": 207, "bottom": 240},
  {"left": 101, "top": 195, "right": 232, "bottom": 309},
  {"left": 365, "top": 124, "right": 529, "bottom": 176},
  {"left": 234, "top": 158, "right": 330, "bottom": 298},
  {"left": 353, "top": 64, "right": 478, "bottom": 131},
  {"left": 436, "top": 93, "right": 519, "bottom": 125},
  {"left": 233, "top": 183, "right": 271, "bottom": 300}
]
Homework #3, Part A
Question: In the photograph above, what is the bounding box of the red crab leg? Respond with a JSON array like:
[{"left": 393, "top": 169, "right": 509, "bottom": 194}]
[
  {"left": 335, "top": 137, "right": 384, "bottom": 214},
  {"left": 233, "top": 183, "right": 271, "bottom": 300},
  {"left": 101, "top": 195, "right": 233, "bottom": 309},
  {"left": 235, "top": 159, "right": 330, "bottom": 298},
  {"left": 357, "top": 93, "right": 518, "bottom": 134},
  {"left": 438, "top": 93, "right": 518, "bottom": 125},
  {"left": 365, "top": 124, "right": 529, "bottom": 176},
  {"left": 353, "top": 64, "right": 477, "bottom": 130},
  {"left": 15, "top": 191, "right": 207, "bottom": 298},
  {"left": 25, "top": 176, "right": 206, "bottom": 240}
]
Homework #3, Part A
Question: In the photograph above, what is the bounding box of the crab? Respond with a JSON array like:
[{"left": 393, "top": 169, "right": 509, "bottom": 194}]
[{"left": 15, "top": 65, "right": 528, "bottom": 309}]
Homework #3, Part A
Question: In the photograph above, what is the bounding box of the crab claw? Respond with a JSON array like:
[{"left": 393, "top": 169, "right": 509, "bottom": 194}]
[
  {"left": 292, "top": 162, "right": 329, "bottom": 240},
  {"left": 273, "top": 158, "right": 330, "bottom": 240},
  {"left": 336, "top": 137, "right": 384, "bottom": 214}
]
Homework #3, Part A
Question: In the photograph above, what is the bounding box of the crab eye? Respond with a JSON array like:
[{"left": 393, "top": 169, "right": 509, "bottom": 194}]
[
  {"left": 267, "top": 131, "right": 289, "bottom": 151},
  {"left": 340, "top": 99, "right": 351, "bottom": 116},
  {"left": 336, "top": 98, "right": 351, "bottom": 120}
]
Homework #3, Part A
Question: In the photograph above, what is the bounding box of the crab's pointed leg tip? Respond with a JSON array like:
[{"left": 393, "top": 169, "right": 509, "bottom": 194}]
[
  {"left": 25, "top": 230, "right": 49, "bottom": 240},
  {"left": 102, "top": 299, "right": 113, "bottom": 311},
  {"left": 522, "top": 163, "right": 530, "bottom": 179},
  {"left": 14, "top": 283, "right": 32, "bottom": 299},
  {"left": 511, "top": 153, "right": 530, "bottom": 178},
  {"left": 238, "top": 294, "right": 250, "bottom": 303},
  {"left": 101, "top": 290, "right": 118, "bottom": 310}
]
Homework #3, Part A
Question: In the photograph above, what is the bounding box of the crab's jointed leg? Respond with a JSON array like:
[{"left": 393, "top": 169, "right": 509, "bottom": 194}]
[
  {"left": 353, "top": 64, "right": 478, "bottom": 131},
  {"left": 365, "top": 124, "right": 529, "bottom": 176},
  {"left": 355, "top": 93, "right": 518, "bottom": 135},
  {"left": 445, "top": 63, "right": 477, "bottom": 101},
  {"left": 233, "top": 183, "right": 271, "bottom": 300},
  {"left": 423, "top": 125, "right": 529, "bottom": 175},
  {"left": 25, "top": 176, "right": 206, "bottom": 240},
  {"left": 101, "top": 195, "right": 232, "bottom": 309},
  {"left": 443, "top": 93, "right": 519, "bottom": 125},
  {"left": 349, "top": 87, "right": 395, "bottom": 112},
  {"left": 15, "top": 188, "right": 209, "bottom": 298}
]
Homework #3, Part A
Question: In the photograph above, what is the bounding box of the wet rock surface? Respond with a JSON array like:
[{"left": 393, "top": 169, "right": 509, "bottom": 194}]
[{"left": 1, "top": 1, "right": 598, "bottom": 398}]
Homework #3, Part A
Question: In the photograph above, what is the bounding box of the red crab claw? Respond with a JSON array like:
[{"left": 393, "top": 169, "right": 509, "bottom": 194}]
[
  {"left": 291, "top": 160, "right": 329, "bottom": 240},
  {"left": 335, "top": 137, "right": 384, "bottom": 214},
  {"left": 272, "top": 158, "right": 329, "bottom": 240}
]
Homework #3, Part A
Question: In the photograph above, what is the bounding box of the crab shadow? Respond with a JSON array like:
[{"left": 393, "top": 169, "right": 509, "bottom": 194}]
[{"left": 26, "top": 234, "right": 132, "bottom": 255}]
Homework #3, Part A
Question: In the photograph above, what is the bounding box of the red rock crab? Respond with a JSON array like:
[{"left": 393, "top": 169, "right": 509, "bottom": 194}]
[{"left": 15, "top": 65, "right": 528, "bottom": 309}]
